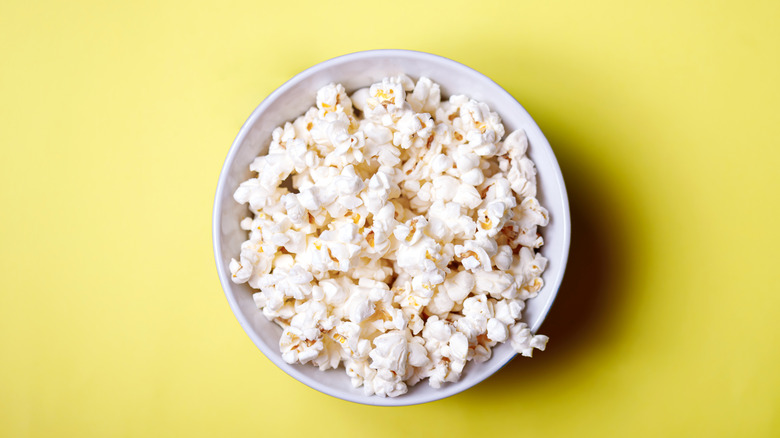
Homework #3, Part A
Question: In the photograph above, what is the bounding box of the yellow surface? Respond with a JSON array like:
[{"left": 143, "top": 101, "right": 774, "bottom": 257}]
[{"left": 1, "top": 0, "right": 778, "bottom": 436}]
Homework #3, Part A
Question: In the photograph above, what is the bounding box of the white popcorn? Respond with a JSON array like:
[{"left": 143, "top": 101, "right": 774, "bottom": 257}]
[
  {"left": 451, "top": 145, "right": 481, "bottom": 174},
  {"left": 272, "top": 264, "right": 314, "bottom": 300},
  {"left": 462, "top": 294, "right": 493, "bottom": 329},
  {"left": 267, "top": 123, "right": 296, "bottom": 154},
  {"left": 393, "top": 215, "right": 427, "bottom": 246},
  {"left": 391, "top": 282, "right": 431, "bottom": 319},
  {"left": 509, "top": 323, "right": 548, "bottom": 357},
  {"left": 448, "top": 332, "right": 469, "bottom": 369},
  {"left": 386, "top": 73, "right": 416, "bottom": 92},
  {"left": 345, "top": 358, "right": 376, "bottom": 389},
  {"left": 230, "top": 75, "right": 551, "bottom": 397},
  {"left": 362, "top": 123, "right": 401, "bottom": 167},
  {"left": 350, "top": 88, "right": 370, "bottom": 112},
  {"left": 229, "top": 257, "right": 253, "bottom": 283},
  {"left": 425, "top": 287, "right": 455, "bottom": 316},
  {"left": 362, "top": 167, "right": 398, "bottom": 214},
  {"left": 494, "top": 298, "right": 524, "bottom": 325},
  {"left": 493, "top": 244, "right": 514, "bottom": 270},
  {"left": 422, "top": 316, "right": 454, "bottom": 352},
  {"left": 430, "top": 153, "right": 453, "bottom": 174},
  {"left": 333, "top": 164, "right": 365, "bottom": 207},
  {"left": 281, "top": 193, "right": 306, "bottom": 225},
  {"left": 290, "top": 299, "right": 329, "bottom": 339},
  {"left": 431, "top": 175, "right": 460, "bottom": 202},
  {"left": 364, "top": 78, "right": 410, "bottom": 125},
  {"left": 365, "top": 369, "right": 408, "bottom": 398},
  {"left": 393, "top": 111, "right": 434, "bottom": 150},
  {"left": 316, "top": 83, "right": 353, "bottom": 116},
  {"left": 460, "top": 167, "right": 485, "bottom": 186},
  {"left": 428, "top": 201, "right": 477, "bottom": 239},
  {"left": 458, "top": 99, "right": 505, "bottom": 156},
  {"left": 452, "top": 183, "right": 482, "bottom": 210},
  {"left": 442, "top": 270, "right": 475, "bottom": 302},
  {"left": 407, "top": 76, "right": 441, "bottom": 114},
  {"left": 407, "top": 336, "right": 429, "bottom": 368},
  {"left": 345, "top": 287, "right": 374, "bottom": 323},
  {"left": 395, "top": 236, "right": 441, "bottom": 273},
  {"left": 454, "top": 240, "right": 493, "bottom": 271},
  {"left": 500, "top": 128, "right": 528, "bottom": 157},
  {"left": 513, "top": 196, "right": 550, "bottom": 231},
  {"left": 486, "top": 318, "right": 509, "bottom": 342},
  {"left": 233, "top": 178, "right": 279, "bottom": 212},
  {"left": 473, "top": 270, "right": 517, "bottom": 299},
  {"left": 369, "top": 331, "right": 409, "bottom": 374}
]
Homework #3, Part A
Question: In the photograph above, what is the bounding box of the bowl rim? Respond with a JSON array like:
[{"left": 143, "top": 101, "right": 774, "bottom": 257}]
[{"left": 212, "top": 49, "right": 571, "bottom": 406}]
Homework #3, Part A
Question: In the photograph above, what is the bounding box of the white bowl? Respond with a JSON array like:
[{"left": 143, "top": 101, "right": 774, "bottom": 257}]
[{"left": 213, "top": 49, "right": 571, "bottom": 406}]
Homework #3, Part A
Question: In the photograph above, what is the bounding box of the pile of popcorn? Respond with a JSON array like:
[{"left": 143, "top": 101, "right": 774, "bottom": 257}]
[{"left": 230, "top": 75, "right": 550, "bottom": 397}]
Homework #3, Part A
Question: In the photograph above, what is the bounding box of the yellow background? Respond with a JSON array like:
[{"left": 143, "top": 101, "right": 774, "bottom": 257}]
[{"left": 2, "top": 0, "right": 778, "bottom": 436}]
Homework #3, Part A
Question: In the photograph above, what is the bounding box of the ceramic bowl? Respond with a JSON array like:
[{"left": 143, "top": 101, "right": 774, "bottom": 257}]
[{"left": 213, "top": 49, "right": 570, "bottom": 406}]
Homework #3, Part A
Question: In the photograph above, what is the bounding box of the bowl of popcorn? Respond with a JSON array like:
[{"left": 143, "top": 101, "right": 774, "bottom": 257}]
[{"left": 213, "top": 50, "right": 570, "bottom": 406}]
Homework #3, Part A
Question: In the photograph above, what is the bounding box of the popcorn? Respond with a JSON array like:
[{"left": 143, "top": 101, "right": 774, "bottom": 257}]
[
  {"left": 342, "top": 283, "right": 374, "bottom": 323},
  {"left": 509, "top": 323, "right": 549, "bottom": 357},
  {"left": 430, "top": 153, "right": 453, "bottom": 174},
  {"left": 407, "top": 76, "right": 441, "bottom": 114},
  {"left": 280, "top": 326, "right": 323, "bottom": 364},
  {"left": 231, "top": 75, "right": 551, "bottom": 397},
  {"left": 486, "top": 318, "right": 509, "bottom": 343},
  {"left": 316, "top": 83, "right": 353, "bottom": 116},
  {"left": 229, "top": 257, "right": 252, "bottom": 283},
  {"left": 393, "top": 112, "right": 434, "bottom": 149},
  {"left": 396, "top": 236, "right": 442, "bottom": 274},
  {"left": 442, "top": 270, "right": 475, "bottom": 302},
  {"left": 452, "top": 183, "right": 482, "bottom": 210},
  {"left": 364, "top": 78, "right": 410, "bottom": 126},
  {"left": 462, "top": 294, "right": 493, "bottom": 330},
  {"left": 393, "top": 215, "right": 427, "bottom": 246},
  {"left": 431, "top": 175, "right": 460, "bottom": 202},
  {"left": 454, "top": 240, "right": 493, "bottom": 271},
  {"left": 493, "top": 244, "right": 514, "bottom": 270},
  {"left": 473, "top": 270, "right": 517, "bottom": 299},
  {"left": 369, "top": 330, "right": 409, "bottom": 375}
]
